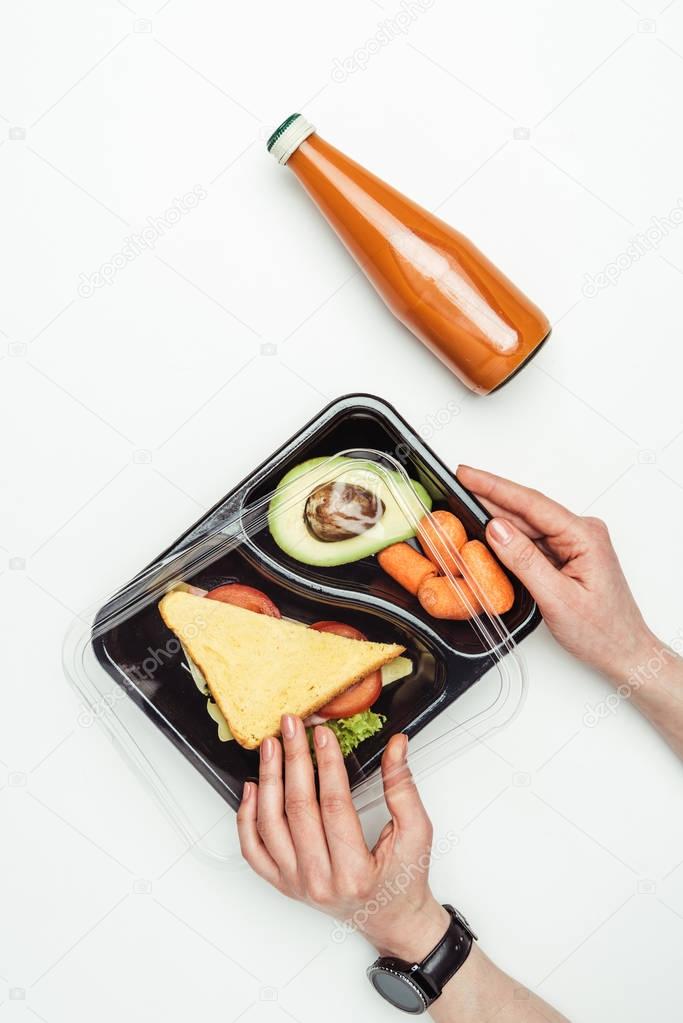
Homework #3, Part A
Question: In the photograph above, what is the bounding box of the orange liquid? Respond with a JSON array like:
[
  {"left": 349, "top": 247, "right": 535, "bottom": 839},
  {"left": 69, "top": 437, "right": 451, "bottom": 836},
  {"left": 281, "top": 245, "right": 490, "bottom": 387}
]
[{"left": 286, "top": 132, "right": 550, "bottom": 394}]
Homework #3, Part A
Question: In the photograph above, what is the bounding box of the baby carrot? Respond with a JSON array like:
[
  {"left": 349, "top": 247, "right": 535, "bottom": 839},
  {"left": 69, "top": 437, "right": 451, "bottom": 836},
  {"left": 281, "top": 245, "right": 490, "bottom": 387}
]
[
  {"left": 460, "top": 540, "right": 515, "bottom": 615},
  {"left": 418, "top": 510, "right": 467, "bottom": 576},
  {"left": 377, "top": 542, "right": 438, "bottom": 596},
  {"left": 417, "top": 576, "right": 483, "bottom": 620}
]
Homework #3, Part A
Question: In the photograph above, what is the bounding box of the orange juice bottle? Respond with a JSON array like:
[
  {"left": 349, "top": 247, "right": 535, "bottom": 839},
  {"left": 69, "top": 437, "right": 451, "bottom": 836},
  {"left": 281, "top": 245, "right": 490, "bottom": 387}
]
[{"left": 267, "top": 114, "right": 550, "bottom": 395}]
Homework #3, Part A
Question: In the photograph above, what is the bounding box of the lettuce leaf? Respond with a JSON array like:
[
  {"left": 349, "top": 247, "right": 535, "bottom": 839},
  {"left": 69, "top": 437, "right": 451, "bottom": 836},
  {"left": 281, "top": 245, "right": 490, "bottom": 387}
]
[{"left": 308, "top": 709, "right": 386, "bottom": 759}]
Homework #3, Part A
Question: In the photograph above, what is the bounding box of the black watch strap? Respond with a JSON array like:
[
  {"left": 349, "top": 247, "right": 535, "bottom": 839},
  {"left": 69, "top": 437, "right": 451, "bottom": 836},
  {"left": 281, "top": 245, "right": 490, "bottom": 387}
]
[
  {"left": 414, "top": 905, "right": 476, "bottom": 1000},
  {"left": 368, "top": 905, "right": 477, "bottom": 1012}
]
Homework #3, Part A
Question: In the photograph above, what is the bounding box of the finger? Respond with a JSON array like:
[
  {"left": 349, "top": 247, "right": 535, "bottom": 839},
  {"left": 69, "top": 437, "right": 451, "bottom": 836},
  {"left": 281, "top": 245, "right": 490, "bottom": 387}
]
[
  {"left": 486, "top": 517, "right": 567, "bottom": 607},
  {"left": 469, "top": 497, "right": 562, "bottom": 565},
  {"left": 457, "top": 466, "right": 577, "bottom": 538},
  {"left": 281, "top": 715, "right": 331, "bottom": 880},
  {"left": 381, "top": 734, "right": 431, "bottom": 837},
  {"left": 471, "top": 496, "right": 544, "bottom": 540},
  {"left": 236, "top": 782, "right": 282, "bottom": 887},
  {"left": 314, "top": 726, "right": 371, "bottom": 872},
  {"left": 257, "top": 735, "right": 297, "bottom": 878}
]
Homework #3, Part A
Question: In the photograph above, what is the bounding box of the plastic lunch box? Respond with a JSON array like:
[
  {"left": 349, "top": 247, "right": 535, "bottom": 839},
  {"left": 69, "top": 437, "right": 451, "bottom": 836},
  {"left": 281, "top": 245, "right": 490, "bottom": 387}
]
[{"left": 63, "top": 394, "right": 541, "bottom": 866}]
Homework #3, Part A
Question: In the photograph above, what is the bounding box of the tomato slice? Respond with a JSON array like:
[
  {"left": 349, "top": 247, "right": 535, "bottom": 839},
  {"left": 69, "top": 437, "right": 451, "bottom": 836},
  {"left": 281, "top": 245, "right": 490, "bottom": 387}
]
[
  {"left": 310, "top": 620, "right": 382, "bottom": 719},
  {"left": 309, "top": 620, "right": 367, "bottom": 642},
  {"left": 206, "top": 583, "right": 281, "bottom": 618}
]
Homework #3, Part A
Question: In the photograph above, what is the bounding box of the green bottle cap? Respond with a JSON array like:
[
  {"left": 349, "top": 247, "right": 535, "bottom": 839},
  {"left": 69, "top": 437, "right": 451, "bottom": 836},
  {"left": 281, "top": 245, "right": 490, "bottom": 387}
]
[{"left": 266, "top": 113, "right": 316, "bottom": 165}]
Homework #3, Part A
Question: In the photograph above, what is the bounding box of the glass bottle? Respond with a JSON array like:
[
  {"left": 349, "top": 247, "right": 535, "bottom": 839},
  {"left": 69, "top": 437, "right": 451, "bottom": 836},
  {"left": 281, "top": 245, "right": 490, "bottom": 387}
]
[{"left": 267, "top": 114, "right": 550, "bottom": 395}]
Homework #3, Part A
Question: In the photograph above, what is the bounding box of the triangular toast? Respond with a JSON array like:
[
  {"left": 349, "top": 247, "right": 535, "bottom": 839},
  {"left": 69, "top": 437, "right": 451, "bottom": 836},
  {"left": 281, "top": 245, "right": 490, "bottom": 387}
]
[{"left": 158, "top": 591, "right": 405, "bottom": 749}]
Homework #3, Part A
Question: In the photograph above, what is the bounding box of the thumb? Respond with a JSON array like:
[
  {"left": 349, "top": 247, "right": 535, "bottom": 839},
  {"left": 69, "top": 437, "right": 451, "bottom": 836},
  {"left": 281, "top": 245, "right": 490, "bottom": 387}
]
[
  {"left": 486, "top": 517, "right": 564, "bottom": 609},
  {"left": 381, "top": 734, "right": 431, "bottom": 837}
]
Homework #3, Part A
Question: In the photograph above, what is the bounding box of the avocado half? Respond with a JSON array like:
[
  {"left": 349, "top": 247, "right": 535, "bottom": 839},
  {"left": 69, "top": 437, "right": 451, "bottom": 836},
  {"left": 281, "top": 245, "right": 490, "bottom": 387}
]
[{"left": 267, "top": 456, "right": 433, "bottom": 567}]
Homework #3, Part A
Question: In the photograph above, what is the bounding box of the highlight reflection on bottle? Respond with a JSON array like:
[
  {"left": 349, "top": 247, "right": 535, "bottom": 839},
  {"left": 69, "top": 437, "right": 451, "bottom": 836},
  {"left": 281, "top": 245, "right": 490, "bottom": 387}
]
[{"left": 267, "top": 114, "right": 550, "bottom": 395}]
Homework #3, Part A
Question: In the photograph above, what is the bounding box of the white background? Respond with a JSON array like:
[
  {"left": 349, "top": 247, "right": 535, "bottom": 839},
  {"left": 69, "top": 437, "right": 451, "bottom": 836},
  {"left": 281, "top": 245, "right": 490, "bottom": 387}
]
[{"left": 2, "top": 1, "right": 683, "bottom": 1020}]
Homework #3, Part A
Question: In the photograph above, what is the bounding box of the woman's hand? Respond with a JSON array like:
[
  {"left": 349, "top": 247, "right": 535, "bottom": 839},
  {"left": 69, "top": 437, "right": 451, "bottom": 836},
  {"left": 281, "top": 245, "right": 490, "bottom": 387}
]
[
  {"left": 237, "top": 714, "right": 450, "bottom": 961},
  {"left": 237, "top": 714, "right": 573, "bottom": 1022},
  {"left": 457, "top": 465, "right": 654, "bottom": 683},
  {"left": 457, "top": 466, "right": 683, "bottom": 756}
]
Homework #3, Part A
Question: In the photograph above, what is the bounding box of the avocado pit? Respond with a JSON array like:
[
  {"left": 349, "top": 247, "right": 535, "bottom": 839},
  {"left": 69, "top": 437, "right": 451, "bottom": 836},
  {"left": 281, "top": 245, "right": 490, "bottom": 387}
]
[{"left": 304, "top": 481, "right": 385, "bottom": 542}]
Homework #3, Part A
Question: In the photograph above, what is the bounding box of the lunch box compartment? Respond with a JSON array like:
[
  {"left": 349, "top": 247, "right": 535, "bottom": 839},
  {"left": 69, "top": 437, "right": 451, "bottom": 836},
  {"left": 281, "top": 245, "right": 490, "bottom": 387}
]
[
  {"left": 66, "top": 393, "right": 540, "bottom": 861},
  {"left": 241, "top": 400, "right": 536, "bottom": 658},
  {"left": 95, "top": 544, "right": 444, "bottom": 798}
]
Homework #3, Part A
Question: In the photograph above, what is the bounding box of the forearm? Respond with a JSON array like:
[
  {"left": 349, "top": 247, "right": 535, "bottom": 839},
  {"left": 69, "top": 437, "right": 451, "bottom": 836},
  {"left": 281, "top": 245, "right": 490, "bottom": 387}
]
[
  {"left": 609, "top": 630, "right": 683, "bottom": 757},
  {"left": 429, "top": 945, "right": 569, "bottom": 1023}
]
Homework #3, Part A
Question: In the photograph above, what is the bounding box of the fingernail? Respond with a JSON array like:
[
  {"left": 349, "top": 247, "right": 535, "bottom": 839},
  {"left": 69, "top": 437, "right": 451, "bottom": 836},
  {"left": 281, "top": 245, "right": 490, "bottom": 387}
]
[
  {"left": 314, "top": 725, "right": 328, "bottom": 749},
  {"left": 281, "top": 714, "right": 296, "bottom": 740},
  {"left": 390, "top": 733, "right": 408, "bottom": 763},
  {"left": 488, "top": 518, "right": 513, "bottom": 545},
  {"left": 261, "top": 737, "right": 274, "bottom": 762},
  {"left": 242, "top": 781, "right": 252, "bottom": 802}
]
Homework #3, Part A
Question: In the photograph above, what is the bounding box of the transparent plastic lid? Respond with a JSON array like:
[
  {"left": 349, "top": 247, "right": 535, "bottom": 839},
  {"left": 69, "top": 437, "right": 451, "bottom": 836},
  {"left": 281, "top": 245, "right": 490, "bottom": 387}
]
[{"left": 63, "top": 413, "right": 538, "bottom": 869}]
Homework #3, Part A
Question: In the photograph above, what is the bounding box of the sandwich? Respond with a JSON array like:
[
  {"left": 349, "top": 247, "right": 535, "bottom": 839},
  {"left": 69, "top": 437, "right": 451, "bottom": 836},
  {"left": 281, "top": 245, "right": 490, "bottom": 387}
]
[{"left": 159, "top": 589, "right": 408, "bottom": 752}]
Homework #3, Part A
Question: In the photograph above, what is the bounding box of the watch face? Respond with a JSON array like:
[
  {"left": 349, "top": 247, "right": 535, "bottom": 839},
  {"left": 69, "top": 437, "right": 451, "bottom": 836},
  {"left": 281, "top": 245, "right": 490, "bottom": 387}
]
[{"left": 368, "top": 968, "right": 427, "bottom": 1014}]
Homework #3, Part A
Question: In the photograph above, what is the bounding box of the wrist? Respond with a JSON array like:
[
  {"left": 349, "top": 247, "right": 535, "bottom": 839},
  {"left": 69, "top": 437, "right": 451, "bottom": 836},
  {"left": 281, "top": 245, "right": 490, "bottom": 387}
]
[
  {"left": 369, "top": 897, "right": 451, "bottom": 962},
  {"left": 601, "top": 625, "right": 659, "bottom": 687},
  {"left": 606, "top": 627, "right": 675, "bottom": 690}
]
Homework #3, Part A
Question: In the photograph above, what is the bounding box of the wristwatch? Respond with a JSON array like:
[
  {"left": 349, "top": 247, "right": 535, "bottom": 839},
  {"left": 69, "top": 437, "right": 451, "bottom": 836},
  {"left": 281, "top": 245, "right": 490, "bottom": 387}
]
[{"left": 367, "top": 905, "right": 477, "bottom": 1014}]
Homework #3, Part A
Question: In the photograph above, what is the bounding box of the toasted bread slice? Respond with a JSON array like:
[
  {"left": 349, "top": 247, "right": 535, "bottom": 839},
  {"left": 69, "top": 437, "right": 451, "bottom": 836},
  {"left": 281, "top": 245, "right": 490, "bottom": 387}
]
[{"left": 158, "top": 591, "right": 405, "bottom": 749}]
